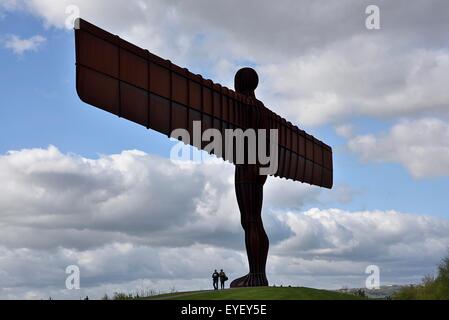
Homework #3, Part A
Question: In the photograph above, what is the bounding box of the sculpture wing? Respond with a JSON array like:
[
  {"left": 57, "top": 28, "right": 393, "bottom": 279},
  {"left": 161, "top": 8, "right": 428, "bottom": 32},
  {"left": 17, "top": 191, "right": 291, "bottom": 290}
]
[{"left": 75, "top": 18, "right": 332, "bottom": 188}]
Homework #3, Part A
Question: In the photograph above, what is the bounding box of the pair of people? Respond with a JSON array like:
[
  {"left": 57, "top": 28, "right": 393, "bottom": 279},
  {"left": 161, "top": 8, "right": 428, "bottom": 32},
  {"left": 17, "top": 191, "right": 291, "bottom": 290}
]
[{"left": 212, "top": 269, "right": 228, "bottom": 290}]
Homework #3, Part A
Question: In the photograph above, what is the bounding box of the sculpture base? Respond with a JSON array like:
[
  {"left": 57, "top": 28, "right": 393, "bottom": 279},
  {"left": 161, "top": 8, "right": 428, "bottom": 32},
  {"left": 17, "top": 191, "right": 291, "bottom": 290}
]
[{"left": 230, "top": 273, "right": 269, "bottom": 287}]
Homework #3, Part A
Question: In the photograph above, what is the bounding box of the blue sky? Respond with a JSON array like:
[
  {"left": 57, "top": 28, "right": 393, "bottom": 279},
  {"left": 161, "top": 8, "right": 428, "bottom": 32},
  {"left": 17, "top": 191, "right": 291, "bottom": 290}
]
[{"left": 1, "top": 1, "right": 449, "bottom": 299}]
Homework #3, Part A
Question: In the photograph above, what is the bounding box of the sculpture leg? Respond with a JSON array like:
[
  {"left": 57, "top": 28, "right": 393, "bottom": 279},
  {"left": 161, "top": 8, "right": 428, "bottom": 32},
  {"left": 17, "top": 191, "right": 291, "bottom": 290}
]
[{"left": 230, "top": 164, "right": 269, "bottom": 287}]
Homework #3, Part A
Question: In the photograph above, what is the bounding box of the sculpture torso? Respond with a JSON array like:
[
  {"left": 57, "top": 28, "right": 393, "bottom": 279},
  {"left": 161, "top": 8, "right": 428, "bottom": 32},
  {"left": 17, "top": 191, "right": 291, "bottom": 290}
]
[{"left": 231, "top": 68, "right": 269, "bottom": 287}]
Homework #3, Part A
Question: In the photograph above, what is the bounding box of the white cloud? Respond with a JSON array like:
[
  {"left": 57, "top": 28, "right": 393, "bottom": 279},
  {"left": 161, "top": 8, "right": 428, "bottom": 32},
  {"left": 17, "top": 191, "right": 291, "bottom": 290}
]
[
  {"left": 273, "top": 208, "right": 449, "bottom": 261},
  {"left": 0, "top": 146, "right": 240, "bottom": 249},
  {"left": 347, "top": 118, "right": 449, "bottom": 178},
  {"left": 0, "top": 146, "right": 448, "bottom": 298},
  {"left": 3, "top": 34, "right": 46, "bottom": 55},
  {"left": 0, "top": 146, "right": 328, "bottom": 251},
  {"left": 259, "top": 44, "right": 449, "bottom": 126},
  {"left": 335, "top": 124, "right": 354, "bottom": 139},
  {"left": 0, "top": 0, "right": 22, "bottom": 11}
]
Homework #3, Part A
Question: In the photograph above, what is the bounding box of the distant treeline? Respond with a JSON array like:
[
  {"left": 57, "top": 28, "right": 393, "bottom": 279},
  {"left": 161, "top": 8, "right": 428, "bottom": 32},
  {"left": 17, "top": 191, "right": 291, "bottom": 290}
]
[{"left": 393, "top": 253, "right": 449, "bottom": 300}]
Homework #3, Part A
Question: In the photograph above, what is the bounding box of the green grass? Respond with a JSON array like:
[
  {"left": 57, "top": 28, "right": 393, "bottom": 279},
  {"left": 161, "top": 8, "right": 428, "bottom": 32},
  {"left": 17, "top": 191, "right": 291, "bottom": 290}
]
[{"left": 144, "top": 287, "right": 364, "bottom": 300}]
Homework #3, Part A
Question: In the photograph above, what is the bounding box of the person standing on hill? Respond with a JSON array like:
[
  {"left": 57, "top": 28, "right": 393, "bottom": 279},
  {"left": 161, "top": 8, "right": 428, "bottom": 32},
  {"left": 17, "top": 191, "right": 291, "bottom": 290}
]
[
  {"left": 219, "top": 269, "right": 228, "bottom": 289},
  {"left": 212, "top": 270, "right": 219, "bottom": 290}
]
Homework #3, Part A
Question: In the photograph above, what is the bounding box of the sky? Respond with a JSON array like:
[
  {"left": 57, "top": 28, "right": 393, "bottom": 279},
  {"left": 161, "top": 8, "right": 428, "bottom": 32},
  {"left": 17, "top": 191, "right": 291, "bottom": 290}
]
[{"left": 0, "top": 0, "right": 449, "bottom": 299}]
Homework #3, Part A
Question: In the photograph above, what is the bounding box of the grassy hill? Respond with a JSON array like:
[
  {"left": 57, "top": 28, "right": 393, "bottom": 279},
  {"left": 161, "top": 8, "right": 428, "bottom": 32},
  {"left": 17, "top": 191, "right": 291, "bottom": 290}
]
[{"left": 143, "top": 287, "right": 364, "bottom": 300}]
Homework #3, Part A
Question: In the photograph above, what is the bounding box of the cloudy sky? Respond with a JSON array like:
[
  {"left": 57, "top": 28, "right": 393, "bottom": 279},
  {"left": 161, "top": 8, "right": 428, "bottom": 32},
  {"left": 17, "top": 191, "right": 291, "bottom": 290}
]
[{"left": 1, "top": 0, "right": 449, "bottom": 299}]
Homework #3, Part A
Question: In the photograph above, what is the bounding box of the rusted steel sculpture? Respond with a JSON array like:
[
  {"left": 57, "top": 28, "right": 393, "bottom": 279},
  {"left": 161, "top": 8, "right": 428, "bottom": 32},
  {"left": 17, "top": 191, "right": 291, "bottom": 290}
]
[{"left": 74, "top": 18, "right": 333, "bottom": 287}]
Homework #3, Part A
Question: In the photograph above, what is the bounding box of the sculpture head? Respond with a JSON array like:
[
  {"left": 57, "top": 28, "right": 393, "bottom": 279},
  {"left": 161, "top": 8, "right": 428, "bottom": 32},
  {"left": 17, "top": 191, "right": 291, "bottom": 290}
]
[{"left": 234, "top": 67, "right": 259, "bottom": 97}]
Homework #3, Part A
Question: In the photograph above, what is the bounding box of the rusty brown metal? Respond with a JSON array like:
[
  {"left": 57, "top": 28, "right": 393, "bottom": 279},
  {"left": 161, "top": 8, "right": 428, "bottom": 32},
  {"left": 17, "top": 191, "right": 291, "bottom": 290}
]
[{"left": 75, "top": 18, "right": 333, "bottom": 188}]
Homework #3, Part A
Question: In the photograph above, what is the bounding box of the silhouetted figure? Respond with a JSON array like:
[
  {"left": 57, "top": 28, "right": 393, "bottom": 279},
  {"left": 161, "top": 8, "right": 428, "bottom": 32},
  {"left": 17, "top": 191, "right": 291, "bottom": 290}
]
[
  {"left": 230, "top": 68, "right": 269, "bottom": 288},
  {"left": 219, "top": 269, "right": 228, "bottom": 289},
  {"left": 212, "top": 269, "right": 219, "bottom": 290},
  {"left": 75, "top": 22, "right": 334, "bottom": 289}
]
